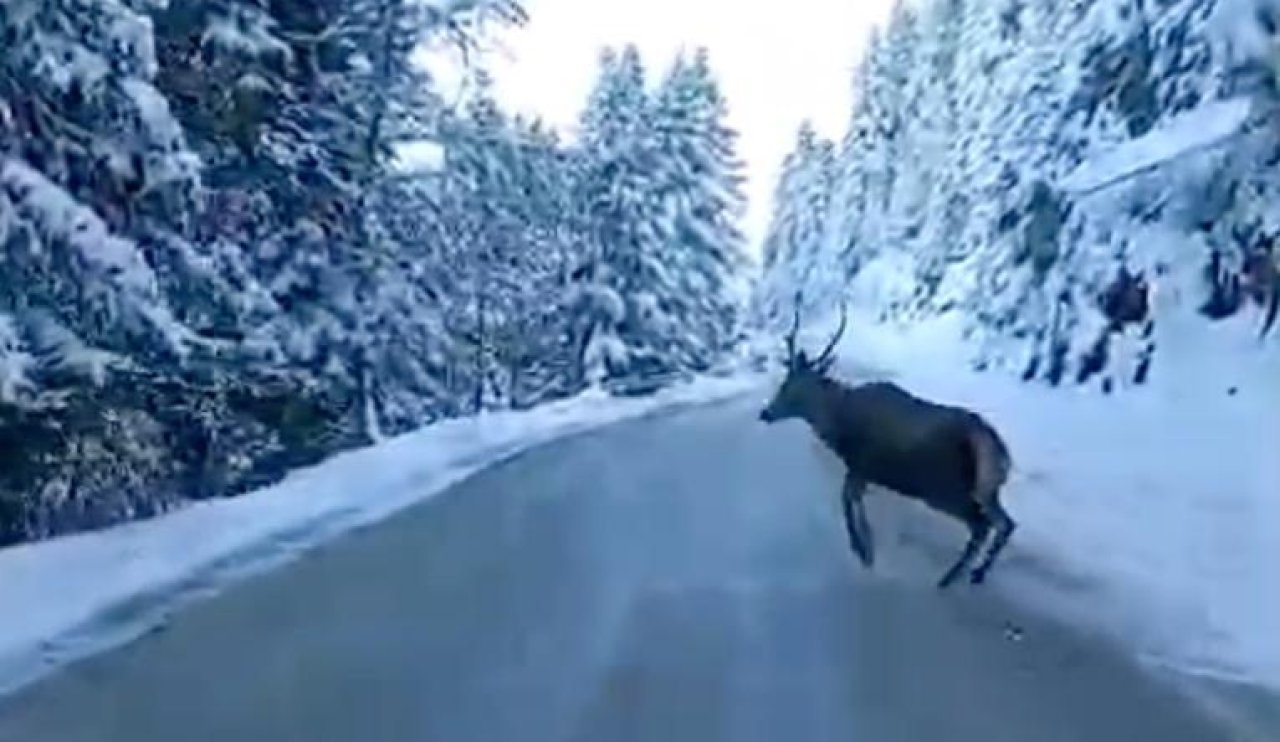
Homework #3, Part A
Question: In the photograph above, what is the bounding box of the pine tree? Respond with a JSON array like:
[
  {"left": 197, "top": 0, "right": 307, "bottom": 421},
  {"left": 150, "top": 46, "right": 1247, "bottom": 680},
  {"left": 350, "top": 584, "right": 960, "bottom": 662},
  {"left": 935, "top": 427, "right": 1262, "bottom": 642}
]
[
  {"left": 154, "top": 0, "right": 363, "bottom": 388},
  {"left": 500, "top": 116, "right": 586, "bottom": 405},
  {"left": 1, "top": 0, "right": 250, "bottom": 539},
  {"left": 573, "top": 45, "right": 668, "bottom": 384},
  {"left": 829, "top": 48, "right": 877, "bottom": 279},
  {"left": 791, "top": 0, "right": 1275, "bottom": 390},
  {"left": 154, "top": 0, "right": 529, "bottom": 424},
  {"left": 2, "top": 0, "right": 530, "bottom": 544},
  {"left": 652, "top": 48, "right": 750, "bottom": 369},
  {"left": 4, "top": 0, "right": 761, "bottom": 545},
  {"left": 909, "top": 0, "right": 969, "bottom": 301},
  {"left": 2, "top": 0, "right": 207, "bottom": 388},
  {"left": 847, "top": 7, "right": 915, "bottom": 265},
  {"left": 756, "top": 122, "right": 836, "bottom": 328}
]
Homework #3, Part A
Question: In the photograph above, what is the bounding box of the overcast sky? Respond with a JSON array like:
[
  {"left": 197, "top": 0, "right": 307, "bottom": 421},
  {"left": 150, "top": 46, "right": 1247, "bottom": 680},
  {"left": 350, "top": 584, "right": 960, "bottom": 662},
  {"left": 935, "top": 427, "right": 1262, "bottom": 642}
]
[{"left": 476, "top": 0, "right": 894, "bottom": 254}]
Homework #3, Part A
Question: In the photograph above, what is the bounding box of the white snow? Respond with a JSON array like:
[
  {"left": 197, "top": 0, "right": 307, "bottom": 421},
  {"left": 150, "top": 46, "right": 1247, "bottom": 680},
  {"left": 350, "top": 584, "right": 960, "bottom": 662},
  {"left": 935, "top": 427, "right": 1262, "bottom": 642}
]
[
  {"left": 200, "top": 15, "right": 292, "bottom": 62},
  {"left": 0, "top": 372, "right": 763, "bottom": 697},
  {"left": 843, "top": 248, "right": 921, "bottom": 319},
  {"left": 121, "top": 79, "right": 183, "bottom": 147},
  {"left": 0, "top": 159, "right": 159, "bottom": 295},
  {"left": 0, "top": 315, "right": 36, "bottom": 403},
  {"left": 33, "top": 33, "right": 111, "bottom": 92},
  {"left": 1059, "top": 97, "right": 1254, "bottom": 196},
  {"left": 1210, "top": 0, "right": 1280, "bottom": 69},
  {"left": 392, "top": 139, "right": 447, "bottom": 173},
  {"left": 813, "top": 307, "right": 1280, "bottom": 692}
]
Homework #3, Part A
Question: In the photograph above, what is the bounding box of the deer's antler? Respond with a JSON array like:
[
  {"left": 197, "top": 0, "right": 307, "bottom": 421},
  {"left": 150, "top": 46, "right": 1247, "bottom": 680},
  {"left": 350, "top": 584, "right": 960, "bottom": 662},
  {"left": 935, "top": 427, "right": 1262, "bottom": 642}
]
[{"left": 813, "top": 303, "right": 848, "bottom": 372}]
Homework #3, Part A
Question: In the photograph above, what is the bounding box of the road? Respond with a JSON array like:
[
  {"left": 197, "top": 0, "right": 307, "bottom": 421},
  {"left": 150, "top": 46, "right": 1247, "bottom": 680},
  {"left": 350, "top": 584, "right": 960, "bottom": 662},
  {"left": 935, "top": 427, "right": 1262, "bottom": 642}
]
[{"left": 0, "top": 394, "right": 1250, "bottom": 741}]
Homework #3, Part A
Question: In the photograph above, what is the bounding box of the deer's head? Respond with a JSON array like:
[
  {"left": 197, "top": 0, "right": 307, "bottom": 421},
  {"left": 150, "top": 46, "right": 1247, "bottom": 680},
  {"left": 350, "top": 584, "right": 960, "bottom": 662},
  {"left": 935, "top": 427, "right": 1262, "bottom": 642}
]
[{"left": 759, "top": 302, "right": 847, "bottom": 424}]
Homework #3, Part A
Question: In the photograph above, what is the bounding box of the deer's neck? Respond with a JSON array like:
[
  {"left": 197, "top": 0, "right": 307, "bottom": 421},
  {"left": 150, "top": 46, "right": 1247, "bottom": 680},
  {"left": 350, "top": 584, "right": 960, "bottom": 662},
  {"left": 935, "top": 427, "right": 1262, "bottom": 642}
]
[{"left": 799, "top": 377, "right": 851, "bottom": 451}]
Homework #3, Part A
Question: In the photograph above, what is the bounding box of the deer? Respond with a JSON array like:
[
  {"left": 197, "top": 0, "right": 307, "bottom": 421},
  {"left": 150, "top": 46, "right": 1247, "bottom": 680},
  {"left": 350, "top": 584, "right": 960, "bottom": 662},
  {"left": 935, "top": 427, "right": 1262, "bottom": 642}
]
[{"left": 758, "top": 304, "right": 1016, "bottom": 589}]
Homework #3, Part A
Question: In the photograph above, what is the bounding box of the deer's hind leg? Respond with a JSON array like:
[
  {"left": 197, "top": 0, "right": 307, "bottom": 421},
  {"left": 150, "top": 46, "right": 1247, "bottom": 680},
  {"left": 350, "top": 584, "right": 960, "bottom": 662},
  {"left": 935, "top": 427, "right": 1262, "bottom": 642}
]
[
  {"left": 969, "top": 499, "right": 1016, "bottom": 584},
  {"left": 937, "top": 506, "right": 990, "bottom": 589}
]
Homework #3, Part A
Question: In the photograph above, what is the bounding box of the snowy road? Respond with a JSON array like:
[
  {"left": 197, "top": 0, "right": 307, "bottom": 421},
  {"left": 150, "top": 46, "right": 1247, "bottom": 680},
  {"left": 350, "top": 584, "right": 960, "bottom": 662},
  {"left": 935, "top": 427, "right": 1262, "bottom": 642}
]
[{"left": 0, "top": 395, "right": 1246, "bottom": 741}]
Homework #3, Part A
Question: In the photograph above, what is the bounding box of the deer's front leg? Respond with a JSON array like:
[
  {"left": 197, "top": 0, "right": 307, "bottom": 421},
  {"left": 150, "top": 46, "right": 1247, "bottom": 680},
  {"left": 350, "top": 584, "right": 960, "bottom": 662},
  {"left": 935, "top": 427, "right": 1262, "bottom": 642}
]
[{"left": 841, "top": 472, "right": 874, "bottom": 568}]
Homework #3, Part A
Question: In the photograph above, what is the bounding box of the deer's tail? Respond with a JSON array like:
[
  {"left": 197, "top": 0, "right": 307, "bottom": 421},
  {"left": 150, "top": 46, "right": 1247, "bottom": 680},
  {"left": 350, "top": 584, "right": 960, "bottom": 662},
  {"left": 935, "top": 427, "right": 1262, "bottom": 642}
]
[{"left": 968, "top": 417, "right": 1012, "bottom": 507}]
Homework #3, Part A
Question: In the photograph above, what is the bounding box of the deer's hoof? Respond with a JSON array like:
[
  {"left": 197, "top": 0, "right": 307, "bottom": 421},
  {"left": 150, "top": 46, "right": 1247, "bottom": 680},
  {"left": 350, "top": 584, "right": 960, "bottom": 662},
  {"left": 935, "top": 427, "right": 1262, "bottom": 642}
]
[
  {"left": 969, "top": 569, "right": 988, "bottom": 585},
  {"left": 849, "top": 543, "right": 873, "bottom": 568}
]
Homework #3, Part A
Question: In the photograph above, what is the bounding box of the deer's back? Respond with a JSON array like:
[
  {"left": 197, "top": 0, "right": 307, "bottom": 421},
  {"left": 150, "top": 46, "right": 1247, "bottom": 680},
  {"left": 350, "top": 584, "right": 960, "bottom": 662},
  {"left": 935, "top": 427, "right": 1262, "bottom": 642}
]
[{"left": 819, "top": 381, "right": 989, "bottom": 509}]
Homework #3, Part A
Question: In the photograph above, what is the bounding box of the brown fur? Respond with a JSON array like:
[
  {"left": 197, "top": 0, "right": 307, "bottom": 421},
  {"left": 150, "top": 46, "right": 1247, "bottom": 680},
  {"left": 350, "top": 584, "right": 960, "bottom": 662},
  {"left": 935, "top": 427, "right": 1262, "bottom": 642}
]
[
  {"left": 761, "top": 302, "right": 1017, "bottom": 587},
  {"left": 966, "top": 415, "right": 1012, "bottom": 508}
]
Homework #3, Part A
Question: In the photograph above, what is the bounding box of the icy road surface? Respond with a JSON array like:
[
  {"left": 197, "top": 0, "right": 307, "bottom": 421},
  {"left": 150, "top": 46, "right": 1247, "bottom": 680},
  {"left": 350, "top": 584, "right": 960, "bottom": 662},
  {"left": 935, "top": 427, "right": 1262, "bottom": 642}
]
[{"left": 0, "top": 396, "right": 1250, "bottom": 742}]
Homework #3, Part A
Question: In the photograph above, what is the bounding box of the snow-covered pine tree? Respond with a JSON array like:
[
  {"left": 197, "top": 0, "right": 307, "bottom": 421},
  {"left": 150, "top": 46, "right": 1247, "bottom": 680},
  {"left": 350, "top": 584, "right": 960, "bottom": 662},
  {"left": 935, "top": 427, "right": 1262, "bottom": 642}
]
[
  {"left": 2, "top": 0, "right": 204, "bottom": 385},
  {"left": 906, "top": 0, "right": 969, "bottom": 305},
  {"left": 330, "top": 0, "right": 527, "bottom": 431},
  {"left": 359, "top": 171, "right": 459, "bottom": 431},
  {"left": 828, "top": 48, "right": 876, "bottom": 279},
  {"left": 1202, "top": 0, "right": 1280, "bottom": 335},
  {"left": 888, "top": 0, "right": 936, "bottom": 257},
  {"left": 1018, "top": 0, "right": 1240, "bottom": 387},
  {"left": 0, "top": 0, "right": 233, "bottom": 540},
  {"left": 497, "top": 115, "right": 584, "bottom": 405},
  {"left": 652, "top": 47, "right": 750, "bottom": 370},
  {"left": 965, "top": 0, "right": 1081, "bottom": 374},
  {"left": 874, "top": 0, "right": 921, "bottom": 237},
  {"left": 438, "top": 80, "right": 532, "bottom": 411},
  {"left": 153, "top": 0, "right": 367, "bottom": 410},
  {"left": 155, "top": 0, "right": 527, "bottom": 426},
  {"left": 1, "top": 0, "right": 531, "bottom": 545},
  {"left": 830, "top": 4, "right": 919, "bottom": 302},
  {"left": 382, "top": 64, "right": 594, "bottom": 413},
  {"left": 763, "top": 0, "right": 1278, "bottom": 399},
  {"left": 572, "top": 45, "right": 666, "bottom": 385},
  {"left": 947, "top": 0, "right": 1032, "bottom": 267},
  {"left": 756, "top": 121, "right": 836, "bottom": 328}
]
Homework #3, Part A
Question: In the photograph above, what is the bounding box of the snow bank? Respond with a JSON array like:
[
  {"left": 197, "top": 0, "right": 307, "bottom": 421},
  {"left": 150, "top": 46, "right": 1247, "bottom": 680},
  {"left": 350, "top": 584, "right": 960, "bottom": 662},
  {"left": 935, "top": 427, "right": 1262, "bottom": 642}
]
[
  {"left": 826, "top": 308, "right": 1280, "bottom": 692},
  {"left": 0, "top": 372, "right": 763, "bottom": 698}
]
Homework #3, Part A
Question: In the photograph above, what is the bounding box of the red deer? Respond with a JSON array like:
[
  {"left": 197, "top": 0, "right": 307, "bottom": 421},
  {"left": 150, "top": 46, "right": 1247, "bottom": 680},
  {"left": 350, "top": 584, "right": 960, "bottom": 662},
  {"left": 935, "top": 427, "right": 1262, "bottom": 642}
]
[{"left": 759, "top": 305, "right": 1016, "bottom": 588}]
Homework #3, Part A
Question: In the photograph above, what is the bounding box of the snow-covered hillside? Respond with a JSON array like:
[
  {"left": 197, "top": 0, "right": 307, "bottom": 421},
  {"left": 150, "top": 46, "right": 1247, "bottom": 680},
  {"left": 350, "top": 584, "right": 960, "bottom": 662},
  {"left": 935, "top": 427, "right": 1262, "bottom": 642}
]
[{"left": 755, "top": 0, "right": 1280, "bottom": 384}]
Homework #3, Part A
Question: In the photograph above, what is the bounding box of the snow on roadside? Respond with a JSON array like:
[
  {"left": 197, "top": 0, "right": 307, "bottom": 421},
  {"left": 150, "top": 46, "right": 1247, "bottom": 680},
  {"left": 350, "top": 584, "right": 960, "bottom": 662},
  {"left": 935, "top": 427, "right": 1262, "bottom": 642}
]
[
  {"left": 0, "top": 372, "right": 764, "bottom": 698},
  {"left": 817, "top": 306, "right": 1280, "bottom": 692}
]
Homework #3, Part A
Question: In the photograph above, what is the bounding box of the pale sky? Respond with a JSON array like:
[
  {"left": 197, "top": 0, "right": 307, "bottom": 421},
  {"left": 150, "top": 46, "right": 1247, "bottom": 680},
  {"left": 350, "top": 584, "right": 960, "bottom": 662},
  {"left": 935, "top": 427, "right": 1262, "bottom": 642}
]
[{"left": 474, "top": 0, "right": 894, "bottom": 253}]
